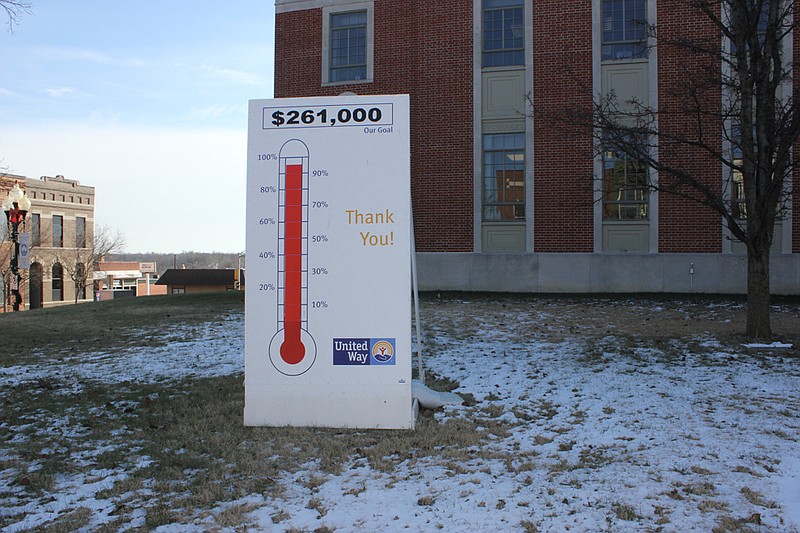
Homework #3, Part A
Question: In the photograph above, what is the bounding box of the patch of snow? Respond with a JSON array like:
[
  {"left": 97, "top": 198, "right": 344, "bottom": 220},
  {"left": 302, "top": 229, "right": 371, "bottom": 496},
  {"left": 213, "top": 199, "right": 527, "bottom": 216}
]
[
  {"left": 412, "top": 380, "right": 463, "bottom": 409},
  {"left": 743, "top": 341, "right": 794, "bottom": 349},
  {"left": 778, "top": 457, "right": 800, "bottom": 529}
]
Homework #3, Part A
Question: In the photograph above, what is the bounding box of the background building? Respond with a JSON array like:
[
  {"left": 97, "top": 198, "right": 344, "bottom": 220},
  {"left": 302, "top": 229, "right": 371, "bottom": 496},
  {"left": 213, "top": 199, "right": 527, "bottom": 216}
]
[
  {"left": 24, "top": 175, "right": 95, "bottom": 308},
  {"left": 94, "top": 261, "right": 165, "bottom": 299},
  {"left": 155, "top": 268, "right": 244, "bottom": 294},
  {"left": 273, "top": 0, "right": 800, "bottom": 294}
]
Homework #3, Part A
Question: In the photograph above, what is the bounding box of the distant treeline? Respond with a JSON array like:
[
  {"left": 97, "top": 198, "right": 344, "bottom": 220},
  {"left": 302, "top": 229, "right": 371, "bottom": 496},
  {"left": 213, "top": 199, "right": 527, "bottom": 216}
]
[{"left": 108, "top": 252, "right": 243, "bottom": 277}]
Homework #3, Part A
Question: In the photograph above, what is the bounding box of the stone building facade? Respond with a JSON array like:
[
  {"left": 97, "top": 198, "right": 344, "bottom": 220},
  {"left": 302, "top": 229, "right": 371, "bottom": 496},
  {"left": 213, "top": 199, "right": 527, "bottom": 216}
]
[{"left": 24, "top": 175, "right": 95, "bottom": 308}]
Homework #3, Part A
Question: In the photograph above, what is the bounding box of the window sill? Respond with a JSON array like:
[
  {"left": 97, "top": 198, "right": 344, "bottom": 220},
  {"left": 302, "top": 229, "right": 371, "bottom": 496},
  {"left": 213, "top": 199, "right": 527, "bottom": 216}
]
[
  {"left": 600, "top": 57, "right": 649, "bottom": 65},
  {"left": 322, "top": 78, "right": 373, "bottom": 87},
  {"left": 481, "top": 65, "right": 525, "bottom": 72}
]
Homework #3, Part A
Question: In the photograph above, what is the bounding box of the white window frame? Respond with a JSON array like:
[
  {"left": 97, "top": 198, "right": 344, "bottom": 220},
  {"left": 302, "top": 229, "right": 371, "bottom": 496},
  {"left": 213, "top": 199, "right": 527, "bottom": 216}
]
[{"left": 322, "top": 2, "right": 374, "bottom": 86}]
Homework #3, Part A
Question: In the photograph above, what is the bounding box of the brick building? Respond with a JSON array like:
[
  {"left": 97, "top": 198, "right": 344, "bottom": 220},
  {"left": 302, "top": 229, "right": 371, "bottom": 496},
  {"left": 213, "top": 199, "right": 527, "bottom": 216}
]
[{"left": 273, "top": 0, "right": 800, "bottom": 294}]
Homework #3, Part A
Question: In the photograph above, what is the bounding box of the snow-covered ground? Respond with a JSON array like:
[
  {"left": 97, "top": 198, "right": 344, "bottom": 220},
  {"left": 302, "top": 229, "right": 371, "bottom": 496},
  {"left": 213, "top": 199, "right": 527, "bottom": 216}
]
[
  {"left": 1, "top": 313, "right": 244, "bottom": 387},
  {"left": 1, "top": 298, "right": 799, "bottom": 532}
]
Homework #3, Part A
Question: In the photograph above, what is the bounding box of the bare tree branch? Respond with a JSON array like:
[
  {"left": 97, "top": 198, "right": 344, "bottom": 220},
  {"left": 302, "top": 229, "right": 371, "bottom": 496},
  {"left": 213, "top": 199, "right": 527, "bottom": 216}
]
[
  {"left": 56, "top": 224, "right": 127, "bottom": 304},
  {"left": 1, "top": 0, "right": 31, "bottom": 32},
  {"left": 534, "top": 0, "right": 799, "bottom": 336}
]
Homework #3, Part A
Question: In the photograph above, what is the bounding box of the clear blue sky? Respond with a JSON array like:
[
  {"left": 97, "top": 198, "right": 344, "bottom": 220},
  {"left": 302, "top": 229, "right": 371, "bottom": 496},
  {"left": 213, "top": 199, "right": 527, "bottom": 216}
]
[{"left": 0, "top": 1, "right": 275, "bottom": 253}]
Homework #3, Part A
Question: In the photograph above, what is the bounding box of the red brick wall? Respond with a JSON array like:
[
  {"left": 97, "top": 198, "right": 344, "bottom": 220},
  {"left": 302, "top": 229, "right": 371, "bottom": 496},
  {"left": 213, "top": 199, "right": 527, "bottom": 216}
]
[
  {"left": 275, "top": 1, "right": 798, "bottom": 256},
  {"left": 274, "top": 10, "right": 322, "bottom": 95},
  {"left": 532, "top": 1, "right": 594, "bottom": 252},
  {"left": 275, "top": 1, "right": 474, "bottom": 252},
  {"left": 656, "top": 0, "right": 723, "bottom": 253}
]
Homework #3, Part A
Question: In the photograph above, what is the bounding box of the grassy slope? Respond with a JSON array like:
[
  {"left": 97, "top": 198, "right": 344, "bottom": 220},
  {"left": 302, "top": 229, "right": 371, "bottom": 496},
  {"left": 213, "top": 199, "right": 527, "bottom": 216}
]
[{"left": 0, "top": 292, "right": 245, "bottom": 364}]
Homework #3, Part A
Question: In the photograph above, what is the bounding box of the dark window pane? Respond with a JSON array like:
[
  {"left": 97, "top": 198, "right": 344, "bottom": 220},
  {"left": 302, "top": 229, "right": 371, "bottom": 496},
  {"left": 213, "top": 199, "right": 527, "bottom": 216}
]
[
  {"left": 31, "top": 213, "right": 40, "bottom": 246},
  {"left": 76, "top": 217, "right": 86, "bottom": 248},
  {"left": 602, "top": 147, "right": 649, "bottom": 220},
  {"left": 53, "top": 215, "right": 63, "bottom": 247},
  {"left": 602, "top": 0, "right": 647, "bottom": 60},
  {"left": 52, "top": 263, "right": 63, "bottom": 301},
  {"left": 482, "top": 3, "right": 524, "bottom": 67},
  {"left": 483, "top": 133, "right": 526, "bottom": 221},
  {"left": 330, "top": 11, "right": 368, "bottom": 82}
]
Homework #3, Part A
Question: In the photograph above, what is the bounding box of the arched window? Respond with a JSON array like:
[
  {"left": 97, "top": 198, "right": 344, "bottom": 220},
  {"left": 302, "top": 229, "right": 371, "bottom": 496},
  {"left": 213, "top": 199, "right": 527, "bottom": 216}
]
[
  {"left": 52, "top": 263, "right": 63, "bottom": 302},
  {"left": 76, "top": 263, "right": 86, "bottom": 300},
  {"left": 29, "top": 262, "right": 43, "bottom": 309}
]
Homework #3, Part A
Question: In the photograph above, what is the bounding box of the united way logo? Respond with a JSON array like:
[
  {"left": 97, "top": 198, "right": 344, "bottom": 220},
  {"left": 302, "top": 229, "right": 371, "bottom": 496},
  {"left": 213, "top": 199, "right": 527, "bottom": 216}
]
[
  {"left": 370, "top": 339, "right": 395, "bottom": 365},
  {"left": 332, "top": 338, "right": 396, "bottom": 366}
]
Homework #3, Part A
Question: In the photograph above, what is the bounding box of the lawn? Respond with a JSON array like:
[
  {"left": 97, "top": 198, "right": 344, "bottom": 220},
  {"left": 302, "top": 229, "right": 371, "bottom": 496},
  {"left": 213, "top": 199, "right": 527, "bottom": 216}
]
[{"left": 1, "top": 292, "right": 798, "bottom": 532}]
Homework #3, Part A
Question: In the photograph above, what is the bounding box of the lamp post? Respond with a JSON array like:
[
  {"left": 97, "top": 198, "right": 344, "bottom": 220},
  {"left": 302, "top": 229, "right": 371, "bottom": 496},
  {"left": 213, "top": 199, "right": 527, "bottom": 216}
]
[{"left": 2, "top": 182, "right": 31, "bottom": 311}]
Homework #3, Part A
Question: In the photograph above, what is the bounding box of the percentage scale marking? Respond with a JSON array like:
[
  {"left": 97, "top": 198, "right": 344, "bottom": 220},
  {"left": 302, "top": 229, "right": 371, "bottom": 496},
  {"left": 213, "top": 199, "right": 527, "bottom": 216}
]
[{"left": 269, "top": 139, "right": 317, "bottom": 376}]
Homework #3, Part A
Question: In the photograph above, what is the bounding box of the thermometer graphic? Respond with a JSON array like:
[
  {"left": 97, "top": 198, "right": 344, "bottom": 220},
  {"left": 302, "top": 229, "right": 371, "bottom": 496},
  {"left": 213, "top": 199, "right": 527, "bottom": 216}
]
[{"left": 269, "top": 139, "right": 317, "bottom": 376}]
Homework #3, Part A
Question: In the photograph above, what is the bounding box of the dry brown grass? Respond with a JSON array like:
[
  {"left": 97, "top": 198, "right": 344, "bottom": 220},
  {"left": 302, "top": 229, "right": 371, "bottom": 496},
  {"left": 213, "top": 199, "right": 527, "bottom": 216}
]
[
  {"left": 0, "top": 292, "right": 245, "bottom": 364},
  {"left": 0, "top": 364, "right": 504, "bottom": 530}
]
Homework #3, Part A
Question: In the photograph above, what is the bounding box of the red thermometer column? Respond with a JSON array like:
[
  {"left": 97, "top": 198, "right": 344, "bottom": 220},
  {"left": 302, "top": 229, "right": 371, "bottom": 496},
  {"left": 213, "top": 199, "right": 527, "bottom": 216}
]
[{"left": 270, "top": 139, "right": 316, "bottom": 376}]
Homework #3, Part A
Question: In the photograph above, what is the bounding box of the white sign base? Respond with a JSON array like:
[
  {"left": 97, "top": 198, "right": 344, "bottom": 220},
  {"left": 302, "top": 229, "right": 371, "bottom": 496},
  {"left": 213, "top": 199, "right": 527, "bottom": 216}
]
[{"left": 244, "top": 384, "right": 416, "bottom": 428}]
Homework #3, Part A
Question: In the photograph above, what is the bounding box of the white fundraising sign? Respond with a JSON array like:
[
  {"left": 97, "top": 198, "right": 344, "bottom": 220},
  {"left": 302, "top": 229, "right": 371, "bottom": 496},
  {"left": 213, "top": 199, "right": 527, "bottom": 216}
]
[{"left": 244, "top": 95, "right": 414, "bottom": 429}]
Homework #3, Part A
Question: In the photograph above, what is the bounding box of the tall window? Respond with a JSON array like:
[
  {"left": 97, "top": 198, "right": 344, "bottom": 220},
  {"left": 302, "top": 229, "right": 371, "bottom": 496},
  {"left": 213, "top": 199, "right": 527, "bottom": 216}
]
[
  {"left": 330, "top": 11, "right": 367, "bottom": 82},
  {"left": 483, "top": 133, "right": 525, "bottom": 220},
  {"left": 730, "top": 0, "right": 783, "bottom": 220},
  {"left": 729, "top": 124, "right": 785, "bottom": 221},
  {"left": 602, "top": 0, "right": 647, "bottom": 60},
  {"left": 31, "top": 213, "right": 40, "bottom": 246},
  {"left": 483, "top": 0, "right": 524, "bottom": 67},
  {"left": 76, "top": 217, "right": 86, "bottom": 248},
  {"left": 730, "top": 0, "right": 774, "bottom": 54},
  {"left": 731, "top": 166, "right": 746, "bottom": 219},
  {"left": 730, "top": 124, "right": 747, "bottom": 219},
  {"left": 52, "top": 215, "right": 63, "bottom": 247},
  {"left": 52, "top": 263, "right": 63, "bottom": 301},
  {"left": 602, "top": 147, "right": 649, "bottom": 219}
]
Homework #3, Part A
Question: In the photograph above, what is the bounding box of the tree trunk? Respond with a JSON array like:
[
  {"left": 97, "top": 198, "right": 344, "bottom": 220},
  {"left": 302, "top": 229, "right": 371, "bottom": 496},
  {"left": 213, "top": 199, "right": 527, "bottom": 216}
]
[
  {"left": 74, "top": 281, "right": 82, "bottom": 304},
  {"left": 745, "top": 249, "right": 772, "bottom": 338}
]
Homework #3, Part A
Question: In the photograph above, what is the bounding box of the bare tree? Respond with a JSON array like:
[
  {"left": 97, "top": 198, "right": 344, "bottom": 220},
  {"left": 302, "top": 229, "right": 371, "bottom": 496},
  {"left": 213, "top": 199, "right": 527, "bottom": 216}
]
[
  {"left": 0, "top": 235, "right": 13, "bottom": 312},
  {"left": 56, "top": 224, "right": 126, "bottom": 304},
  {"left": 544, "top": 0, "right": 798, "bottom": 338},
  {"left": 1, "top": 0, "right": 31, "bottom": 31}
]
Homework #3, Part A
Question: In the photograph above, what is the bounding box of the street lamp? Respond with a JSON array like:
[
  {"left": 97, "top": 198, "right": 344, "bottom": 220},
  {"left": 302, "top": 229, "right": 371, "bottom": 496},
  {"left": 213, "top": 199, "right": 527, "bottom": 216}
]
[{"left": 2, "top": 182, "right": 31, "bottom": 311}]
